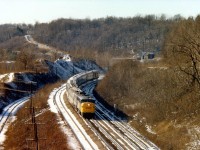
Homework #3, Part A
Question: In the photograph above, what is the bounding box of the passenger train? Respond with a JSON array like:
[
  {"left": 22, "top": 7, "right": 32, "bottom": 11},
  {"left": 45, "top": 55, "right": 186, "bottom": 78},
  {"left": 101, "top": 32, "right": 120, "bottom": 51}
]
[{"left": 66, "top": 70, "right": 99, "bottom": 118}]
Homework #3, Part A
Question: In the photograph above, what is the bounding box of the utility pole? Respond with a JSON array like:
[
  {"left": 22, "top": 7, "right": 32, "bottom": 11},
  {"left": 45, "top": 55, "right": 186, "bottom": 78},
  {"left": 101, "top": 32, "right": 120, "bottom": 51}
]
[{"left": 26, "top": 81, "right": 45, "bottom": 150}]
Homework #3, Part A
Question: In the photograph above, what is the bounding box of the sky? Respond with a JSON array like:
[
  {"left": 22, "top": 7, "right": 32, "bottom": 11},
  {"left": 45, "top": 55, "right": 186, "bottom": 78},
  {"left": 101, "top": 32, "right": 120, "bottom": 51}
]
[{"left": 0, "top": 0, "right": 199, "bottom": 24}]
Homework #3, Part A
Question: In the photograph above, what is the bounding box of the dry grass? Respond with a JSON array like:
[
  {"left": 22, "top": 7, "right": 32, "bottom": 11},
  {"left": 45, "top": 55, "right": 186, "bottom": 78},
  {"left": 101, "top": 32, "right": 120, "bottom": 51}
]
[
  {"left": 3, "top": 82, "right": 70, "bottom": 150},
  {"left": 96, "top": 60, "right": 200, "bottom": 149}
]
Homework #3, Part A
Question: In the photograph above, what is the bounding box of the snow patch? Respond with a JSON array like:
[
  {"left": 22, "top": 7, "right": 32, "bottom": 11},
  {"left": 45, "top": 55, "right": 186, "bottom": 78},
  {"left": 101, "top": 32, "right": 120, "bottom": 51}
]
[
  {"left": 145, "top": 125, "right": 156, "bottom": 135},
  {"left": 48, "top": 89, "right": 58, "bottom": 113},
  {"left": 21, "top": 74, "right": 31, "bottom": 82},
  {"left": 0, "top": 116, "right": 16, "bottom": 148},
  {"left": 148, "top": 66, "right": 168, "bottom": 70},
  {"left": 0, "top": 74, "right": 7, "bottom": 81},
  {"left": 0, "top": 97, "right": 29, "bottom": 148},
  {"left": 0, "top": 73, "right": 14, "bottom": 83},
  {"left": 62, "top": 55, "right": 71, "bottom": 62},
  {"left": 48, "top": 86, "right": 82, "bottom": 149},
  {"left": 0, "top": 61, "right": 15, "bottom": 64},
  {"left": 7, "top": 73, "right": 14, "bottom": 82},
  {"left": 186, "top": 126, "right": 200, "bottom": 149},
  {"left": 8, "top": 82, "right": 17, "bottom": 89}
]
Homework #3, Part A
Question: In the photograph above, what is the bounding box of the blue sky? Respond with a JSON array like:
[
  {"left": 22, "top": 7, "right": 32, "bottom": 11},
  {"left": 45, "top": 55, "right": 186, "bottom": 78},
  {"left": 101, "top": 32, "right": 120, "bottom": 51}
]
[{"left": 0, "top": 0, "right": 199, "bottom": 24}]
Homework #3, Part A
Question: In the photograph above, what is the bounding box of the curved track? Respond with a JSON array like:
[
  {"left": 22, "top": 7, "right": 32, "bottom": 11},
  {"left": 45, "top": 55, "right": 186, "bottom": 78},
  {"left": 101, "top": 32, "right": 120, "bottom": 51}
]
[
  {"left": 0, "top": 97, "right": 29, "bottom": 135},
  {"left": 52, "top": 77, "right": 159, "bottom": 150},
  {"left": 80, "top": 80, "right": 160, "bottom": 150},
  {"left": 52, "top": 85, "right": 99, "bottom": 150}
]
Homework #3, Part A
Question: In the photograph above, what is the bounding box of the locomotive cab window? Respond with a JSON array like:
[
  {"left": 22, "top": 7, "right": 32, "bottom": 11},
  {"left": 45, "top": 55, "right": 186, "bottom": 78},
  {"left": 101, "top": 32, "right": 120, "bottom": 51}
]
[{"left": 81, "top": 99, "right": 95, "bottom": 103}]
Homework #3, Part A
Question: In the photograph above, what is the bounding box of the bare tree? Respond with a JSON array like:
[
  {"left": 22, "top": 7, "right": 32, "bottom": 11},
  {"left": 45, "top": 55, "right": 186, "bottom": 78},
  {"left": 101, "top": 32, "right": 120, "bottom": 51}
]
[
  {"left": 17, "top": 48, "right": 36, "bottom": 70},
  {"left": 165, "top": 19, "right": 200, "bottom": 88}
]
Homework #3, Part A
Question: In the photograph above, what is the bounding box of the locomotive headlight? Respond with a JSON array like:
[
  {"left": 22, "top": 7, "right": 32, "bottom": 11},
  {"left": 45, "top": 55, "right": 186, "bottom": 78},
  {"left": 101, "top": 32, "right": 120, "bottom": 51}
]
[{"left": 88, "top": 104, "right": 90, "bottom": 106}]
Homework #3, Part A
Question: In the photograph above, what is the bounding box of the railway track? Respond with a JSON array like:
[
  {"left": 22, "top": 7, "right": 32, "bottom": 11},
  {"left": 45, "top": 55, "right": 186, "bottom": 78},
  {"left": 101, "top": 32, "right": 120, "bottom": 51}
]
[
  {"left": 53, "top": 84, "right": 132, "bottom": 150},
  {"left": 0, "top": 97, "right": 29, "bottom": 135},
  {"left": 84, "top": 119, "right": 115, "bottom": 150},
  {"left": 80, "top": 80, "right": 159, "bottom": 150},
  {"left": 52, "top": 85, "right": 99, "bottom": 150},
  {"left": 51, "top": 78, "right": 159, "bottom": 149}
]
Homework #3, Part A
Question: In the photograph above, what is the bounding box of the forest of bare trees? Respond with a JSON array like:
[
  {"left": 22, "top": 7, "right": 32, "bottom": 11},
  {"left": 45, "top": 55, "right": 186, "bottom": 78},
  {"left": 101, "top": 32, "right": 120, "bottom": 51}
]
[
  {"left": 32, "top": 15, "right": 173, "bottom": 55},
  {"left": 96, "top": 15, "right": 200, "bottom": 149},
  {"left": 164, "top": 15, "right": 200, "bottom": 89},
  {"left": 0, "top": 24, "right": 28, "bottom": 43},
  {"left": 0, "top": 15, "right": 175, "bottom": 72}
]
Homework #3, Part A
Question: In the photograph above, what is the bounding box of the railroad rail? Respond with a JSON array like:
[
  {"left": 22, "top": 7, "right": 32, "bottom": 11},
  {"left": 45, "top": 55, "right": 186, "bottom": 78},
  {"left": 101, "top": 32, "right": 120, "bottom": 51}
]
[
  {"left": 0, "top": 97, "right": 29, "bottom": 134},
  {"left": 80, "top": 80, "right": 159, "bottom": 150},
  {"left": 52, "top": 72, "right": 159, "bottom": 150},
  {"left": 52, "top": 85, "right": 99, "bottom": 150}
]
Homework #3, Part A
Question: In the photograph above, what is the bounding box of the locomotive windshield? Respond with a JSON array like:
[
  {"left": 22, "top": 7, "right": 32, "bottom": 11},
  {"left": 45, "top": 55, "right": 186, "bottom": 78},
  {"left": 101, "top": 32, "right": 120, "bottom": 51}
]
[{"left": 81, "top": 99, "right": 95, "bottom": 103}]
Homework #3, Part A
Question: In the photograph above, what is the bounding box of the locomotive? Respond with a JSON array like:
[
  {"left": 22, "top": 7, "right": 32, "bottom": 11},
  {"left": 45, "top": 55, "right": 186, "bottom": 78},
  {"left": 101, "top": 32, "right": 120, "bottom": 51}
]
[{"left": 66, "top": 70, "right": 99, "bottom": 118}]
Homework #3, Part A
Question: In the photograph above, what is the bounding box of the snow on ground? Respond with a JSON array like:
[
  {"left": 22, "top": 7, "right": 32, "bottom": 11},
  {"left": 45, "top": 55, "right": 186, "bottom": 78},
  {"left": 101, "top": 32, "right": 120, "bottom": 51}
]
[
  {"left": 59, "top": 87, "right": 99, "bottom": 150},
  {"left": 0, "top": 97, "right": 29, "bottom": 148},
  {"left": 48, "top": 86, "right": 82, "bottom": 150},
  {"left": 58, "top": 118, "right": 81, "bottom": 150},
  {"left": 48, "top": 89, "right": 59, "bottom": 113},
  {"left": 20, "top": 74, "right": 31, "bottom": 82},
  {"left": 7, "top": 82, "right": 17, "bottom": 89},
  {"left": 48, "top": 56, "right": 104, "bottom": 80},
  {"left": 186, "top": 126, "right": 200, "bottom": 149},
  {"left": 0, "top": 118, "right": 16, "bottom": 148},
  {"left": 145, "top": 125, "right": 156, "bottom": 135},
  {"left": 0, "top": 73, "right": 14, "bottom": 83},
  {"left": 53, "top": 62, "right": 72, "bottom": 79},
  {"left": 7, "top": 73, "right": 14, "bottom": 82},
  {"left": 0, "top": 74, "right": 7, "bottom": 81},
  {"left": 0, "top": 61, "right": 15, "bottom": 64},
  {"left": 25, "top": 35, "right": 53, "bottom": 50},
  {"left": 98, "top": 74, "right": 105, "bottom": 80},
  {"left": 62, "top": 55, "right": 71, "bottom": 62},
  {"left": 55, "top": 58, "right": 83, "bottom": 74},
  {"left": 148, "top": 66, "right": 168, "bottom": 70}
]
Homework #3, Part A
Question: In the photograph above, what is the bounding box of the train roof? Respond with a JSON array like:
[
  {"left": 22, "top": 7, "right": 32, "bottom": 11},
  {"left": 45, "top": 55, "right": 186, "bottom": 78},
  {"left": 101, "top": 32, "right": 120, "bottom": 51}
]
[
  {"left": 77, "top": 91, "right": 93, "bottom": 99},
  {"left": 67, "top": 70, "right": 99, "bottom": 87},
  {"left": 72, "top": 70, "right": 99, "bottom": 81},
  {"left": 69, "top": 88, "right": 95, "bottom": 101}
]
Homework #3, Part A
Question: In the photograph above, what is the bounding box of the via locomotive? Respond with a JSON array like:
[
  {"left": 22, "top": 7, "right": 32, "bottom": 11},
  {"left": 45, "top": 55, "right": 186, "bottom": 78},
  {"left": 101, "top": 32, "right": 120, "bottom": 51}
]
[{"left": 66, "top": 70, "right": 99, "bottom": 118}]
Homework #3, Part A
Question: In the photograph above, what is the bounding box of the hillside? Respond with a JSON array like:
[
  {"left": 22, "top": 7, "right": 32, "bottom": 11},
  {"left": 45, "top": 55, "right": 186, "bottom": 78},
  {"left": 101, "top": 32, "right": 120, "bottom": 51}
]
[
  {"left": 96, "top": 16, "right": 200, "bottom": 150},
  {"left": 0, "top": 56, "right": 103, "bottom": 112},
  {"left": 0, "top": 16, "right": 175, "bottom": 69},
  {"left": 96, "top": 60, "right": 200, "bottom": 149},
  {"left": 0, "top": 24, "right": 28, "bottom": 44},
  {"left": 32, "top": 16, "right": 173, "bottom": 56}
]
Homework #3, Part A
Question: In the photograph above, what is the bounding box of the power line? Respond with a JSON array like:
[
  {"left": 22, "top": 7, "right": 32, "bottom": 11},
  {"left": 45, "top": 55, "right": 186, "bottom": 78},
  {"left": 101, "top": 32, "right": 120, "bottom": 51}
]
[
  {"left": 0, "top": 87, "right": 34, "bottom": 93},
  {"left": 1, "top": 80, "right": 45, "bottom": 149},
  {"left": 22, "top": 81, "right": 46, "bottom": 150}
]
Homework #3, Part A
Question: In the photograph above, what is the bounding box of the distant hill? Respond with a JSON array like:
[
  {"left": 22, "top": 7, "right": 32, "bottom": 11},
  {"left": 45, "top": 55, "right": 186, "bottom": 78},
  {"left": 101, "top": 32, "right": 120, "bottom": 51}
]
[
  {"left": 32, "top": 16, "right": 173, "bottom": 56},
  {"left": 0, "top": 24, "right": 28, "bottom": 44}
]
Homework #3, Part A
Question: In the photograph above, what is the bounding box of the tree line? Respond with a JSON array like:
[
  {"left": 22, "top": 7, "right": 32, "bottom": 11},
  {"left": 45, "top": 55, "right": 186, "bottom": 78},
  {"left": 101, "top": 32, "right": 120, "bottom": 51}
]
[
  {"left": 96, "top": 15, "right": 200, "bottom": 149},
  {"left": 32, "top": 15, "right": 174, "bottom": 56}
]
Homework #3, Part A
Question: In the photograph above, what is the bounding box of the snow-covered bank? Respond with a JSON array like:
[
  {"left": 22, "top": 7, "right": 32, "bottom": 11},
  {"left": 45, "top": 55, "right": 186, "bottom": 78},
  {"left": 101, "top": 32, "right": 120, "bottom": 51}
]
[
  {"left": 48, "top": 86, "right": 82, "bottom": 150},
  {"left": 0, "top": 73, "right": 14, "bottom": 83},
  {"left": 0, "top": 96, "right": 29, "bottom": 148},
  {"left": 0, "top": 55, "right": 104, "bottom": 110},
  {"left": 0, "top": 52, "right": 104, "bottom": 148}
]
